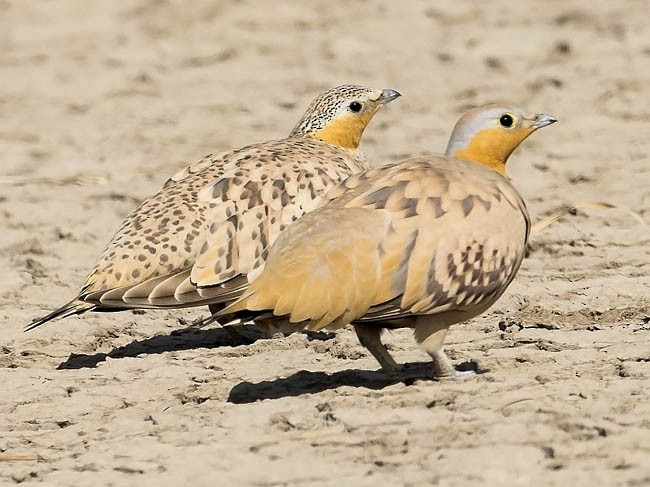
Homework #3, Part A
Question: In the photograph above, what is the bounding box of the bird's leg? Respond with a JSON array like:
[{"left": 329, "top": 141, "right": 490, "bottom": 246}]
[
  {"left": 253, "top": 317, "right": 289, "bottom": 339},
  {"left": 414, "top": 315, "right": 474, "bottom": 380},
  {"left": 354, "top": 323, "right": 400, "bottom": 376}
]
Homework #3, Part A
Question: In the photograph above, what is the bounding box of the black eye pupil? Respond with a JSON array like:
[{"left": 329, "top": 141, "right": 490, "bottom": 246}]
[
  {"left": 500, "top": 114, "right": 513, "bottom": 127},
  {"left": 349, "top": 101, "right": 362, "bottom": 112}
]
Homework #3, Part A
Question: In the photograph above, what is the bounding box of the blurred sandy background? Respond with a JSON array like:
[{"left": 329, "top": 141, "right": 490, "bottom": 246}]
[{"left": 1, "top": 1, "right": 649, "bottom": 485}]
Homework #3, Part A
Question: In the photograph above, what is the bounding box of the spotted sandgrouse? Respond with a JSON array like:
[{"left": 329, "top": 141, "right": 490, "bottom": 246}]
[{"left": 27, "top": 85, "right": 400, "bottom": 330}]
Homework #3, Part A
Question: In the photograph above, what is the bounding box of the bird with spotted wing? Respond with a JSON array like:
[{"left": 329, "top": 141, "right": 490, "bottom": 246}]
[
  {"left": 221, "top": 104, "right": 557, "bottom": 378},
  {"left": 27, "top": 85, "right": 401, "bottom": 330}
]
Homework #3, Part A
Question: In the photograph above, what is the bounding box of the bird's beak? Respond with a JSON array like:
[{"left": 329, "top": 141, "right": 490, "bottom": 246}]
[
  {"left": 532, "top": 113, "right": 558, "bottom": 128},
  {"left": 379, "top": 88, "right": 401, "bottom": 105}
]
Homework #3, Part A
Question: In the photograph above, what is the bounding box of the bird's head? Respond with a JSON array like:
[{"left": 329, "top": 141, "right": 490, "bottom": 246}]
[
  {"left": 444, "top": 104, "right": 557, "bottom": 176},
  {"left": 290, "top": 85, "right": 401, "bottom": 150}
]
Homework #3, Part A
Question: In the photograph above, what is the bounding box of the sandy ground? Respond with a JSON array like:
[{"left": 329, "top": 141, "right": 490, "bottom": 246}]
[{"left": 1, "top": 1, "right": 650, "bottom": 485}]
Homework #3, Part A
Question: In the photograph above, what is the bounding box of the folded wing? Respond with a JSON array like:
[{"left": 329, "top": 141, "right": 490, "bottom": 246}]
[{"left": 225, "top": 156, "right": 530, "bottom": 329}]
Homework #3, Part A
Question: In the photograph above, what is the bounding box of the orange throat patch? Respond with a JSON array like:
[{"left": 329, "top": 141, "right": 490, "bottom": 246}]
[
  {"left": 309, "top": 110, "right": 377, "bottom": 150},
  {"left": 452, "top": 127, "right": 535, "bottom": 176}
]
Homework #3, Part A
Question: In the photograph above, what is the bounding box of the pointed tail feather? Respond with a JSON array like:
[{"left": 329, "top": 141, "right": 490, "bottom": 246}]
[{"left": 25, "top": 300, "right": 95, "bottom": 331}]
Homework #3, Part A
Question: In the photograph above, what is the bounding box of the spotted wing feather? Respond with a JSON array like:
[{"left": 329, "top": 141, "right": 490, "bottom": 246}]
[{"left": 78, "top": 138, "right": 368, "bottom": 308}]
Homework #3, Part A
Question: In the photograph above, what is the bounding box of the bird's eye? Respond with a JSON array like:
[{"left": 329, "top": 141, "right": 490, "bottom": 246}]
[
  {"left": 499, "top": 114, "right": 514, "bottom": 128},
  {"left": 349, "top": 101, "right": 363, "bottom": 113}
]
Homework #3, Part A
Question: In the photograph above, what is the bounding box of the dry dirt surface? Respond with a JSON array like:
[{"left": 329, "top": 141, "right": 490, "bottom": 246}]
[{"left": 2, "top": 1, "right": 649, "bottom": 486}]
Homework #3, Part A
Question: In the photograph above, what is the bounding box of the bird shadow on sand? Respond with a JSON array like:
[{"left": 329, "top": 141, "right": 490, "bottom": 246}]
[
  {"left": 55, "top": 325, "right": 336, "bottom": 370},
  {"left": 227, "top": 360, "right": 480, "bottom": 404}
]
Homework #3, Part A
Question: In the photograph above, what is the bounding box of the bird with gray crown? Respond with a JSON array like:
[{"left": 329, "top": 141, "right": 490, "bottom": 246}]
[{"left": 222, "top": 104, "right": 557, "bottom": 378}]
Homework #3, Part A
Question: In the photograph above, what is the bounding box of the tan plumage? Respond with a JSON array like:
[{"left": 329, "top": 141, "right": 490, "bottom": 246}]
[
  {"left": 223, "top": 104, "right": 557, "bottom": 377},
  {"left": 27, "top": 85, "right": 400, "bottom": 330}
]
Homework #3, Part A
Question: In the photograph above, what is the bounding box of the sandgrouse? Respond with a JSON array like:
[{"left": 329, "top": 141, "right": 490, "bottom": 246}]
[
  {"left": 222, "top": 104, "right": 557, "bottom": 378},
  {"left": 27, "top": 85, "right": 401, "bottom": 330}
]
